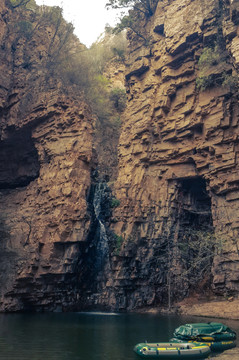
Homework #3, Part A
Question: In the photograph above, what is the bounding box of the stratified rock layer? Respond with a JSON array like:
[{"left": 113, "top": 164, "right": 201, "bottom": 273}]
[
  {"left": 2, "top": 0, "right": 239, "bottom": 313},
  {"left": 0, "top": 1, "right": 95, "bottom": 311},
  {"left": 88, "top": 0, "right": 239, "bottom": 310}
]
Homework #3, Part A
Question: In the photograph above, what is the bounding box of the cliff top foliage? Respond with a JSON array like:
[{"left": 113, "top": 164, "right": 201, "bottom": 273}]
[
  {"left": 5, "top": 0, "right": 127, "bottom": 124},
  {"left": 8, "top": 0, "right": 33, "bottom": 8},
  {"left": 106, "top": 0, "right": 159, "bottom": 17},
  {"left": 107, "top": 0, "right": 159, "bottom": 44}
]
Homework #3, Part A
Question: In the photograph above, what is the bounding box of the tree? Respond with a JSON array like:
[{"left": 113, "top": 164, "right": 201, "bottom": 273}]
[
  {"left": 8, "top": 0, "right": 32, "bottom": 8},
  {"left": 107, "top": 0, "right": 159, "bottom": 45},
  {"left": 106, "top": 0, "right": 159, "bottom": 17},
  {"left": 113, "top": 14, "right": 149, "bottom": 43}
]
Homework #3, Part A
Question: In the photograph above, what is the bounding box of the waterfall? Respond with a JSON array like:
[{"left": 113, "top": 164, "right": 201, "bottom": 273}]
[{"left": 92, "top": 182, "right": 110, "bottom": 272}]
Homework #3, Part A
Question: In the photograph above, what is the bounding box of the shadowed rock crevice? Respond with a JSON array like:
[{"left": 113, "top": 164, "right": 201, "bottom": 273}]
[
  {"left": 0, "top": 129, "right": 40, "bottom": 189},
  {"left": 177, "top": 177, "right": 213, "bottom": 229},
  {"left": 176, "top": 177, "right": 214, "bottom": 293}
]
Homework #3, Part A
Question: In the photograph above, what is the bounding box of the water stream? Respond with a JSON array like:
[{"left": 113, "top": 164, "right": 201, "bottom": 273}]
[{"left": 92, "top": 182, "right": 110, "bottom": 271}]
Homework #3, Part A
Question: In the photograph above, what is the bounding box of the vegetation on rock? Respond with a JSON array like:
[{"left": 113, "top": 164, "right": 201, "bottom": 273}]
[
  {"left": 6, "top": 0, "right": 127, "bottom": 126},
  {"left": 110, "top": 197, "right": 121, "bottom": 208},
  {"left": 113, "top": 234, "right": 124, "bottom": 255},
  {"left": 196, "top": 45, "right": 239, "bottom": 92},
  {"left": 107, "top": 0, "right": 159, "bottom": 45},
  {"left": 8, "top": 0, "right": 32, "bottom": 8},
  {"left": 106, "top": 0, "right": 158, "bottom": 17},
  {"left": 196, "top": 1, "right": 239, "bottom": 93},
  {"left": 109, "top": 88, "right": 127, "bottom": 112}
]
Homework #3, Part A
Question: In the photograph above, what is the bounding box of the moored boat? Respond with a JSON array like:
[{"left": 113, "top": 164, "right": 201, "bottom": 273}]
[
  {"left": 172, "top": 322, "right": 236, "bottom": 352},
  {"left": 171, "top": 337, "right": 236, "bottom": 352},
  {"left": 133, "top": 342, "right": 211, "bottom": 359},
  {"left": 206, "top": 340, "right": 236, "bottom": 351}
]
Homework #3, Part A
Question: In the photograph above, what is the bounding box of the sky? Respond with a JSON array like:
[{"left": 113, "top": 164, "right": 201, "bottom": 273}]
[{"left": 35, "top": 0, "right": 122, "bottom": 47}]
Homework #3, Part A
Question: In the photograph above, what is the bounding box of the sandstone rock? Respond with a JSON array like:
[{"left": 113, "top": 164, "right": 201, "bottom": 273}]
[
  {"left": 0, "top": 1, "right": 95, "bottom": 311},
  {"left": 93, "top": 0, "right": 239, "bottom": 310},
  {"left": 2, "top": 0, "right": 239, "bottom": 314}
]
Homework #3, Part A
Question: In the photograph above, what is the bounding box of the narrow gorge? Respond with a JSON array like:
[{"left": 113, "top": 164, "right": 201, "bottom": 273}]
[{"left": 0, "top": 0, "right": 239, "bottom": 313}]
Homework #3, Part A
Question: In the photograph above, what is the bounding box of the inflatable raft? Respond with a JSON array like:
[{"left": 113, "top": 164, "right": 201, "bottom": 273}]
[
  {"left": 172, "top": 322, "right": 236, "bottom": 352},
  {"left": 171, "top": 338, "right": 236, "bottom": 352},
  {"left": 133, "top": 342, "right": 211, "bottom": 359}
]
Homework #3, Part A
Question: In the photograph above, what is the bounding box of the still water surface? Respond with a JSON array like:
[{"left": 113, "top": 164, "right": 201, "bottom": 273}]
[{"left": 0, "top": 312, "right": 238, "bottom": 360}]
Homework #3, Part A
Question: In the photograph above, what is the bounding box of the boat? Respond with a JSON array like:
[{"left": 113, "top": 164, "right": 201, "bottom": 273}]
[
  {"left": 133, "top": 342, "right": 211, "bottom": 359},
  {"left": 172, "top": 322, "right": 236, "bottom": 352},
  {"left": 171, "top": 337, "right": 236, "bottom": 352}
]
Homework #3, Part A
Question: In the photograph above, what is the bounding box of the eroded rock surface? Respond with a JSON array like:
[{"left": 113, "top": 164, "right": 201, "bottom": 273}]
[
  {"left": 0, "top": 1, "right": 95, "bottom": 311},
  {"left": 85, "top": 0, "right": 239, "bottom": 310},
  {"left": 2, "top": 0, "right": 239, "bottom": 313}
]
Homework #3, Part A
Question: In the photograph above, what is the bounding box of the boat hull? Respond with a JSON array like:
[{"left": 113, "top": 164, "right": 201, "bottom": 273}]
[
  {"left": 134, "top": 342, "right": 211, "bottom": 359},
  {"left": 171, "top": 338, "right": 236, "bottom": 352},
  {"left": 196, "top": 340, "right": 236, "bottom": 352}
]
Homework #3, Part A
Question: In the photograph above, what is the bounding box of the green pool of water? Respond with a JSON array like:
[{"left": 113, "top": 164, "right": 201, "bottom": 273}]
[{"left": 0, "top": 312, "right": 237, "bottom": 359}]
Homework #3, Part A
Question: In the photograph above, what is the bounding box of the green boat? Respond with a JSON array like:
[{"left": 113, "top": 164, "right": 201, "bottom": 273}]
[
  {"left": 171, "top": 337, "right": 236, "bottom": 352},
  {"left": 172, "top": 322, "right": 236, "bottom": 352},
  {"left": 133, "top": 342, "right": 211, "bottom": 359}
]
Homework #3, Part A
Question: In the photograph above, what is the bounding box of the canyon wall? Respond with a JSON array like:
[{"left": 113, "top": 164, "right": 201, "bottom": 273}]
[
  {"left": 85, "top": 0, "right": 239, "bottom": 310},
  {"left": 1, "top": 0, "right": 239, "bottom": 312},
  {"left": 0, "top": 1, "right": 95, "bottom": 311}
]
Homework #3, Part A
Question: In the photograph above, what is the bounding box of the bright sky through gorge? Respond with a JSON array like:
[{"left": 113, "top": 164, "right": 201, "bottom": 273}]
[{"left": 35, "top": 0, "right": 121, "bottom": 47}]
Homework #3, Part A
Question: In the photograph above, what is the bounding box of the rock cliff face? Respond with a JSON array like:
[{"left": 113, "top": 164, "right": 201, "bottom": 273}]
[
  {"left": 0, "top": 1, "right": 94, "bottom": 311},
  {"left": 2, "top": 0, "right": 239, "bottom": 313},
  {"left": 83, "top": 0, "right": 239, "bottom": 310}
]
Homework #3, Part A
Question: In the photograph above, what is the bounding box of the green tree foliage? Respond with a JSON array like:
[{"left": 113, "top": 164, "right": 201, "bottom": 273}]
[
  {"left": 15, "top": 20, "right": 33, "bottom": 39},
  {"left": 8, "top": 1, "right": 127, "bottom": 126},
  {"left": 198, "top": 46, "right": 223, "bottom": 68},
  {"left": 60, "top": 29, "right": 127, "bottom": 122},
  {"left": 113, "top": 14, "right": 149, "bottom": 44},
  {"left": 222, "top": 72, "right": 239, "bottom": 92},
  {"left": 112, "top": 47, "right": 125, "bottom": 61},
  {"left": 106, "top": 0, "right": 158, "bottom": 17},
  {"left": 113, "top": 234, "right": 124, "bottom": 255},
  {"left": 38, "top": 6, "right": 75, "bottom": 73},
  {"left": 196, "top": 45, "right": 238, "bottom": 92},
  {"left": 107, "top": 0, "right": 158, "bottom": 44},
  {"left": 109, "top": 88, "right": 127, "bottom": 112},
  {"left": 9, "top": 0, "right": 31, "bottom": 8},
  {"left": 110, "top": 197, "right": 121, "bottom": 208},
  {"left": 196, "top": 75, "right": 215, "bottom": 91},
  {"left": 196, "top": 45, "right": 225, "bottom": 91}
]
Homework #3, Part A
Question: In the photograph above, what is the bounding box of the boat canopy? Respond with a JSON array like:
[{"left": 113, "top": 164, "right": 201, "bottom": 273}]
[{"left": 173, "top": 322, "right": 236, "bottom": 341}]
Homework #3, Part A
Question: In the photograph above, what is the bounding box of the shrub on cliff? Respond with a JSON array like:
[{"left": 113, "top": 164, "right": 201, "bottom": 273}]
[
  {"left": 106, "top": 0, "right": 158, "bottom": 17},
  {"left": 15, "top": 20, "right": 33, "bottom": 39},
  {"left": 110, "top": 88, "right": 127, "bottom": 112},
  {"left": 7, "top": 0, "right": 126, "bottom": 126},
  {"left": 196, "top": 45, "right": 238, "bottom": 92},
  {"left": 60, "top": 29, "right": 127, "bottom": 123},
  {"left": 222, "top": 72, "right": 239, "bottom": 92},
  {"left": 196, "top": 45, "right": 226, "bottom": 91},
  {"left": 8, "top": 0, "right": 32, "bottom": 8},
  {"left": 198, "top": 46, "right": 223, "bottom": 68},
  {"left": 107, "top": 0, "right": 159, "bottom": 45}
]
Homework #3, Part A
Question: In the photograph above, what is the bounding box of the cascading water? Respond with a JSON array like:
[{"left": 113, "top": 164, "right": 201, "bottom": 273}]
[
  {"left": 77, "top": 181, "right": 113, "bottom": 308},
  {"left": 92, "top": 182, "right": 110, "bottom": 271}
]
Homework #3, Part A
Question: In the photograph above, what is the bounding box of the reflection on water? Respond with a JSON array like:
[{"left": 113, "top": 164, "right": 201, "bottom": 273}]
[
  {"left": 0, "top": 312, "right": 237, "bottom": 360},
  {"left": 80, "top": 312, "right": 119, "bottom": 316}
]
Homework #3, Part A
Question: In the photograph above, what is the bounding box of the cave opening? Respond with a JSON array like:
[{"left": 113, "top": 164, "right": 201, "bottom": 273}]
[
  {"left": 175, "top": 176, "right": 214, "bottom": 295},
  {"left": 178, "top": 177, "right": 212, "bottom": 229},
  {"left": 0, "top": 129, "right": 40, "bottom": 189}
]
